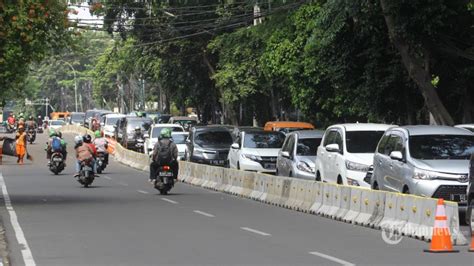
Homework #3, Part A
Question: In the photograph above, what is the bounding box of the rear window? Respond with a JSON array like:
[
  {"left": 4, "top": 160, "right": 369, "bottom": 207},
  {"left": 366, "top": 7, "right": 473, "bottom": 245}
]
[
  {"left": 346, "top": 131, "right": 385, "bottom": 153},
  {"left": 195, "top": 131, "right": 233, "bottom": 147},
  {"left": 297, "top": 138, "right": 322, "bottom": 156},
  {"left": 152, "top": 127, "right": 184, "bottom": 138},
  {"left": 106, "top": 117, "right": 121, "bottom": 125},
  {"left": 71, "top": 113, "right": 84, "bottom": 121},
  {"left": 244, "top": 132, "right": 285, "bottom": 148},
  {"left": 172, "top": 134, "right": 188, "bottom": 144}
]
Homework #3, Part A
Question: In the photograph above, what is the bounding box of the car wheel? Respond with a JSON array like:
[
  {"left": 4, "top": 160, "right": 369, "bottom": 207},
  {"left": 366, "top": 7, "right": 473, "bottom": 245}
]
[{"left": 402, "top": 186, "right": 410, "bottom": 194}]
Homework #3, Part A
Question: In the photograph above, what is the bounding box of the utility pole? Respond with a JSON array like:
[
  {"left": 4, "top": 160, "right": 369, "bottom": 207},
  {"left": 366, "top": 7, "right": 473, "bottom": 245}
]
[{"left": 62, "top": 61, "right": 78, "bottom": 112}]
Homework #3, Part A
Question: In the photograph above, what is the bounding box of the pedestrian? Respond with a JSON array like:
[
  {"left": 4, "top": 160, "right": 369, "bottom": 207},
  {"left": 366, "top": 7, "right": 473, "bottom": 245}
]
[{"left": 15, "top": 125, "right": 27, "bottom": 164}]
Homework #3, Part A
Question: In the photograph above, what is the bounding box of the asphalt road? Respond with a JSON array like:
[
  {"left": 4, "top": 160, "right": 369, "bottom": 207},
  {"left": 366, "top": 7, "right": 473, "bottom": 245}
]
[{"left": 0, "top": 132, "right": 472, "bottom": 266}]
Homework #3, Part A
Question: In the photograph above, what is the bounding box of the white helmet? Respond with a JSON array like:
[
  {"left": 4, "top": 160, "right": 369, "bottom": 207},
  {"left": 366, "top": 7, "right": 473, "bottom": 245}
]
[{"left": 74, "top": 135, "right": 83, "bottom": 145}]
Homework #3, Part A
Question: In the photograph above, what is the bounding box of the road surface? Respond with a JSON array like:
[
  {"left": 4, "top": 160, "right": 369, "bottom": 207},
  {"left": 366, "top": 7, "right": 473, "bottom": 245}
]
[{"left": 0, "top": 132, "right": 472, "bottom": 265}]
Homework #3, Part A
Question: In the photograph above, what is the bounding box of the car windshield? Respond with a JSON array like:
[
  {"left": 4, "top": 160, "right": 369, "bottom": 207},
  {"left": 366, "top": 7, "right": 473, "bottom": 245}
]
[
  {"left": 172, "top": 134, "right": 188, "bottom": 144},
  {"left": 243, "top": 132, "right": 285, "bottom": 148},
  {"left": 195, "top": 131, "right": 233, "bottom": 146},
  {"left": 409, "top": 134, "right": 474, "bottom": 160},
  {"left": 152, "top": 127, "right": 184, "bottom": 138},
  {"left": 276, "top": 127, "right": 311, "bottom": 134},
  {"left": 71, "top": 114, "right": 84, "bottom": 121},
  {"left": 51, "top": 120, "right": 64, "bottom": 126},
  {"left": 346, "top": 131, "right": 385, "bottom": 153},
  {"left": 297, "top": 138, "right": 322, "bottom": 156},
  {"left": 128, "top": 119, "right": 151, "bottom": 131},
  {"left": 106, "top": 117, "right": 120, "bottom": 125}
]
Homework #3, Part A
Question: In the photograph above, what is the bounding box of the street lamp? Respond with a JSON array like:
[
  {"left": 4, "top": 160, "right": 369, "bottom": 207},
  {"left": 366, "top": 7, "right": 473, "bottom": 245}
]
[{"left": 62, "top": 61, "right": 78, "bottom": 112}]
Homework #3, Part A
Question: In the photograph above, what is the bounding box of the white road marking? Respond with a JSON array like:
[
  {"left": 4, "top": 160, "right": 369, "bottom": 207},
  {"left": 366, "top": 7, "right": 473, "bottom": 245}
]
[
  {"left": 102, "top": 176, "right": 112, "bottom": 180},
  {"left": 193, "top": 210, "right": 215, "bottom": 218},
  {"left": 0, "top": 173, "right": 36, "bottom": 266},
  {"left": 161, "top": 198, "right": 179, "bottom": 204},
  {"left": 240, "top": 227, "right": 271, "bottom": 236},
  {"left": 309, "top": 251, "right": 355, "bottom": 266},
  {"left": 137, "top": 190, "right": 149, "bottom": 194},
  {"left": 118, "top": 182, "right": 129, "bottom": 186}
]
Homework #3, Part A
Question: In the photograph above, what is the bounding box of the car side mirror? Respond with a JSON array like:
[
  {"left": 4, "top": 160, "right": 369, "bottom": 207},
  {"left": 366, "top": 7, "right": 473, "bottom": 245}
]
[
  {"left": 100, "top": 122, "right": 105, "bottom": 127},
  {"left": 389, "top": 151, "right": 403, "bottom": 161},
  {"left": 281, "top": 151, "right": 291, "bottom": 159},
  {"left": 325, "top": 143, "right": 340, "bottom": 153},
  {"left": 231, "top": 143, "right": 240, "bottom": 149},
  {"left": 143, "top": 133, "right": 150, "bottom": 139},
  {"left": 186, "top": 139, "right": 191, "bottom": 144}
]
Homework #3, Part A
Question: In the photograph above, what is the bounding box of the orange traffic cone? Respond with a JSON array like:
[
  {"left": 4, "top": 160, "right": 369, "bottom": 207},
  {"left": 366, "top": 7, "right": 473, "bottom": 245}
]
[
  {"left": 469, "top": 235, "right": 474, "bottom": 252},
  {"left": 424, "top": 198, "right": 459, "bottom": 253}
]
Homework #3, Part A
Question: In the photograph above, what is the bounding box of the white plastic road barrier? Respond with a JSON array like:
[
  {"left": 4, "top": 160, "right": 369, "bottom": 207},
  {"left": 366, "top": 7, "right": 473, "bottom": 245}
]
[
  {"left": 258, "top": 175, "right": 269, "bottom": 202},
  {"left": 262, "top": 176, "right": 274, "bottom": 203},
  {"left": 445, "top": 201, "right": 468, "bottom": 245},
  {"left": 285, "top": 179, "right": 299, "bottom": 209},
  {"left": 318, "top": 183, "right": 336, "bottom": 217},
  {"left": 309, "top": 182, "right": 324, "bottom": 214},
  {"left": 301, "top": 181, "right": 316, "bottom": 212},
  {"left": 334, "top": 186, "right": 351, "bottom": 221},
  {"left": 379, "top": 192, "right": 400, "bottom": 232},
  {"left": 278, "top": 179, "right": 292, "bottom": 207},
  {"left": 342, "top": 187, "right": 362, "bottom": 223},
  {"left": 241, "top": 172, "right": 255, "bottom": 198},
  {"left": 353, "top": 189, "right": 385, "bottom": 228}
]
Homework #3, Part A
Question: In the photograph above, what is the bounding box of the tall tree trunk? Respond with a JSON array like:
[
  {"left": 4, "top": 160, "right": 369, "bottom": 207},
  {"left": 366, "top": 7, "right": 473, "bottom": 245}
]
[
  {"left": 203, "top": 53, "right": 231, "bottom": 123},
  {"left": 379, "top": 0, "right": 454, "bottom": 125},
  {"left": 462, "top": 87, "right": 473, "bottom": 123}
]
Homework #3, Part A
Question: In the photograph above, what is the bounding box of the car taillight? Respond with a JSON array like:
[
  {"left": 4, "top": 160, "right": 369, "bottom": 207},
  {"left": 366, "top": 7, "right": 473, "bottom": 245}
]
[{"left": 162, "top": 166, "right": 171, "bottom": 171}]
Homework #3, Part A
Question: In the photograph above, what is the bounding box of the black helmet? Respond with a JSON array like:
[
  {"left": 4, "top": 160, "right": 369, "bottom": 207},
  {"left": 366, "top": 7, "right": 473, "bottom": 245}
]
[{"left": 83, "top": 134, "right": 92, "bottom": 143}]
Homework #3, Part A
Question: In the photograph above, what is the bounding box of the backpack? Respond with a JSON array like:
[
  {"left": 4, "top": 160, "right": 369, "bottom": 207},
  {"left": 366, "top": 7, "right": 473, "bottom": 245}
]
[
  {"left": 153, "top": 139, "right": 172, "bottom": 164},
  {"left": 51, "top": 137, "right": 62, "bottom": 152}
]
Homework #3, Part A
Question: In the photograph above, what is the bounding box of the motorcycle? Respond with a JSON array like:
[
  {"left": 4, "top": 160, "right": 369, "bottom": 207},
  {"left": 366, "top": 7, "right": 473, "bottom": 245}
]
[
  {"left": 49, "top": 152, "right": 65, "bottom": 175},
  {"left": 96, "top": 152, "right": 107, "bottom": 174},
  {"left": 135, "top": 138, "right": 145, "bottom": 153},
  {"left": 77, "top": 159, "right": 95, "bottom": 187},
  {"left": 43, "top": 121, "right": 48, "bottom": 130},
  {"left": 153, "top": 165, "right": 175, "bottom": 195},
  {"left": 37, "top": 126, "right": 44, "bottom": 134},
  {"left": 27, "top": 128, "right": 36, "bottom": 144}
]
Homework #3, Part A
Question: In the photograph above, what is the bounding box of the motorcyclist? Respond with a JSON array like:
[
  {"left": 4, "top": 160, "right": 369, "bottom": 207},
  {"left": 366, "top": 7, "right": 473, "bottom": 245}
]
[
  {"left": 74, "top": 135, "right": 95, "bottom": 177},
  {"left": 37, "top": 115, "right": 43, "bottom": 127},
  {"left": 133, "top": 126, "right": 144, "bottom": 140},
  {"left": 93, "top": 130, "right": 109, "bottom": 165},
  {"left": 149, "top": 128, "right": 178, "bottom": 183},
  {"left": 7, "top": 113, "right": 15, "bottom": 131},
  {"left": 26, "top": 116, "right": 37, "bottom": 130},
  {"left": 46, "top": 130, "right": 67, "bottom": 164}
]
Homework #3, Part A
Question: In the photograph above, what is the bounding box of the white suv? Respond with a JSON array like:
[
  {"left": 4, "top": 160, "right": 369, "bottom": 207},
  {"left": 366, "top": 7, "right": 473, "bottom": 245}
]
[
  {"left": 315, "top": 123, "right": 394, "bottom": 187},
  {"left": 144, "top": 124, "right": 184, "bottom": 155}
]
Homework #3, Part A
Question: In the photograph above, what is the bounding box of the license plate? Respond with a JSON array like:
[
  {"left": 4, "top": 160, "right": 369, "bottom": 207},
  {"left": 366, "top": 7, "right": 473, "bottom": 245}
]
[
  {"left": 210, "top": 160, "right": 225, "bottom": 165},
  {"left": 450, "top": 194, "right": 467, "bottom": 203},
  {"left": 264, "top": 163, "right": 276, "bottom": 170},
  {"left": 159, "top": 172, "right": 173, "bottom": 177},
  {"left": 83, "top": 166, "right": 92, "bottom": 171},
  {"left": 53, "top": 157, "right": 62, "bottom": 162}
]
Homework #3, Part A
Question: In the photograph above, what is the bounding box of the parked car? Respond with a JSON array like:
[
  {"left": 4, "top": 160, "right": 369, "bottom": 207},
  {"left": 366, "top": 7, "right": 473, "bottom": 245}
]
[
  {"left": 68, "top": 112, "right": 85, "bottom": 126},
  {"left": 144, "top": 124, "right": 185, "bottom": 155},
  {"left": 264, "top": 121, "right": 315, "bottom": 134},
  {"left": 169, "top": 116, "right": 198, "bottom": 131},
  {"left": 102, "top": 113, "right": 125, "bottom": 138},
  {"left": 157, "top": 114, "right": 172, "bottom": 124},
  {"left": 116, "top": 116, "right": 153, "bottom": 149},
  {"left": 371, "top": 126, "right": 473, "bottom": 211},
  {"left": 171, "top": 132, "right": 189, "bottom": 160},
  {"left": 277, "top": 130, "right": 325, "bottom": 179},
  {"left": 228, "top": 130, "right": 285, "bottom": 173},
  {"left": 315, "top": 123, "right": 394, "bottom": 187},
  {"left": 185, "top": 126, "right": 233, "bottom": 167},
  {"left": 466, "top": 153, "right": 473, "bottom": 225},
  {"left": 455, "top": 124, "right": 474, "bottom": 133},
  {"left": 48, "top": 120, "right": 65, "bottom": 130}
]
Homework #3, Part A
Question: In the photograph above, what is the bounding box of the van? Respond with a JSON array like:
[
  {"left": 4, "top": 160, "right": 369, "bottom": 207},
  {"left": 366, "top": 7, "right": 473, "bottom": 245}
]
[{"left": 264, "top": 121, "right": 314, "bottom": 134}]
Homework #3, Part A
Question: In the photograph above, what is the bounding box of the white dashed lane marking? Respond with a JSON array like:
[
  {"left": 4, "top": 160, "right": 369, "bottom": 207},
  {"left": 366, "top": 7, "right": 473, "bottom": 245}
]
[
  {"left": 193, "top": 210, "right": 215, "bottom": 218},
  {"left": 240, "top": 227, "right": 271, "bottom": 236},
  {"left": 161, "top": 198, "right": 179, "bottom": 204},
  {"left": 309, "top": 251, "right": 355, "bottom": 266},
  {"left": 137, "top": 190, "right": 149, "bottom": 194}
]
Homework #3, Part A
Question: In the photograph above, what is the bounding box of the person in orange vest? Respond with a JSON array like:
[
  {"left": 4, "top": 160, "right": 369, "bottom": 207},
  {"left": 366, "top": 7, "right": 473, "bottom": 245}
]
[{"left": 15, "top": 125, "right": 27, "bottom": 164}]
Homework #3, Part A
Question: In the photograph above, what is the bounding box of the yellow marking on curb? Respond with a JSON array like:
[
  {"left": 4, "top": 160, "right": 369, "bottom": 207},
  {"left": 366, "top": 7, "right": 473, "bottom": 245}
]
[
  {"left": 364, "top": 199, "right": 369, "bottom": 206},
  {"left": 412, "top": 206, "right": 417, "bottom": 213}
]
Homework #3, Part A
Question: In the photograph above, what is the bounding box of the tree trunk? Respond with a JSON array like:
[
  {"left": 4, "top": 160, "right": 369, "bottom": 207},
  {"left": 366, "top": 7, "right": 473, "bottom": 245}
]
[
  {"left": 379, "top": 0, "right": 454, "bottom": 125},
  {"left": 462, "top": 87, "right": 473, "bottom": 123}
]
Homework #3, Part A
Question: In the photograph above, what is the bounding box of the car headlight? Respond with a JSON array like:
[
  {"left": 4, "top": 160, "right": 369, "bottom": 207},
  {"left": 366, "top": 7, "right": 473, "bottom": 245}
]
[
  {"left": 242, "top": 154, "right": 262, "bottom": 161},
  {"left": 297, "top": 161, "right": 315, "bottom": 174},
  {"left": 413, "top": 168, "right": 439, "bottom": 180},
  {"left": 345, "top": 161, "right": 370, "bottom": 172},
  {"left": 194, "top": 148, "right": 205, "bottom": 155}
]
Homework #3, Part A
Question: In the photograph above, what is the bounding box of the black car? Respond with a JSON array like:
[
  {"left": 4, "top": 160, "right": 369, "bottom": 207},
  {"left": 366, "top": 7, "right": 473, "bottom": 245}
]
[
  {"left": 116, "top": 116, "right": 152, "bottom": 148},
  {"left": 467, "top": 153, "right": 474, "bottom": 226},
  {"left": 185, "top": 126, "right": 233, "bottom": 167}
]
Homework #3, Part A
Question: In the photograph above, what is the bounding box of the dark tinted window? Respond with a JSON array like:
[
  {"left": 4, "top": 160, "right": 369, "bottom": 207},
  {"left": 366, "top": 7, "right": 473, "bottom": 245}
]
[
  {"left": 106, "top": 117, "right": 120, "bottom": 125},
  {"left": 297, "top": 138, "right": 322, "bottom": 156},
  {"left": 346, "top": 131, "right": 385, "bottom": 153},
  {"left": 71, "top": 113, "right": 84, "bottom": 122},
  {"left": 244, "top": 132, "right": 285, "bottom": 148},
  {"left": 377, "top": 133, "right": 391, "bottom": 153},
  {"left": 127, "top": 119, "right": 152, "bottom": 130},
  {"left": 323, "top": 131, "right": 336, "bottom": 146},
  {"left": 195, "top": 131, "right": 233, "bottom": 146},
  {"left": 409, "top": 135, "right": 474, "bottom": 160}
]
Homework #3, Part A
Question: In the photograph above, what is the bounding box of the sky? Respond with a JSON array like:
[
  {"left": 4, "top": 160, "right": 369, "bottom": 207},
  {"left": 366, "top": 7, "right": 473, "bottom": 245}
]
[{"left": 67, "top": 1, "right": 104, "bottom": 28}]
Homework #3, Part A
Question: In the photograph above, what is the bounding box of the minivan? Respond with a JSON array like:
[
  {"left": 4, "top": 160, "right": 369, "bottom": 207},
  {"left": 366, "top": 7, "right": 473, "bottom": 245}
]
[
  {"left": 372, "top": 126, "right": 474, "bottom": 210},
  {"left": 185, "top": 126, "right": 233, "bottom": 167}
]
